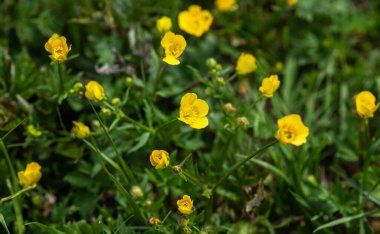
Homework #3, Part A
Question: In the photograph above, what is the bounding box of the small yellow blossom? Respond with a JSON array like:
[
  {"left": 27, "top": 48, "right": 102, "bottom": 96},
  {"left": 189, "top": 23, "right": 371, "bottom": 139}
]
[
  {"left": 355, "top": 91, "right": 379, "bottom": 119},
  {"left": 178, "top": 5, "right": 213, "bottom": 37},
  {"left": 236, "top": 53, "right": 257, "bottom": 75},
  {"left": 178, "top": 93, "right": 209, "bottom": 129},
  {"left": 149, "top": 217, "right": 162, "bottom": 225},
  {"left": 44, "top": 34, "right": 71, "bottom": 63},
  {"left": 259, "top": 74, "right": 280, "bottom": 98},
  {"left": 161, "top": 32, "right": 187, "bottom": 65},
  {"left": 27, "top": 125, "right": 42, "bottom": 137},
  {"left": 150, "top": 150, "right": 170, "bottom": 169},
  {"left": 72, "top": 121, "right": 90, "bottom": 139},
  {"left": 85, "top": 81, "right": 105, "bottom": 102},
  {"left": 287, "top": 0, "right": 298, "bottom": 6},
  {"left": 236, "top": 117, "right": 249, "bottom": 127},
  {"left": 18, "top": 162, "right": 42, "bottom": 188},
  {"left": 215, "top": 0, "right": 236, "bottom": 11},
  {"left": 156, "top": 16, "right": 172, "bottom": 34},
  {"left": 275, "top": 114, "right": 309, "bottom": 146},
  {"left": 177, "top": 195, "right": 193, "bottom": 215},
  {"left": 130, "top": 186, "right": 144, "bottom": 198}
]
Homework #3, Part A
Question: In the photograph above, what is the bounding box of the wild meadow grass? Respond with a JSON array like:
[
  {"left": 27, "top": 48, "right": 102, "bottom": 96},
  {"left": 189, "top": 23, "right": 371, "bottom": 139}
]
[{"left": 1, "top": 0, "right": 380, "bottom": 233}]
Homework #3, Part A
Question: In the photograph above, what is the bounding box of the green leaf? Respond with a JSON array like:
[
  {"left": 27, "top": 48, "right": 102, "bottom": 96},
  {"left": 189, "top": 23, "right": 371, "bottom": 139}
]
[
  {"left": 25, "top": 222, "right": 65, "bottom": 234},
  {"left": 0, "top": 213, "right": 10, "bottom": 234},
  {"left": 313, "top": 211, "right": 380, "bottom": 233},
  {"left": 128, "top": 132, "right": 150, "bottom": 153}
]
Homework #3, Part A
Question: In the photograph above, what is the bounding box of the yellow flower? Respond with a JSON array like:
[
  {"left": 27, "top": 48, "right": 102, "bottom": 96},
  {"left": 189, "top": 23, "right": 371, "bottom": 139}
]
[
  {"left": 149, "top": 150, "right": 170, "bottom": 169},
  {"left": 149, "top": 217, "right": 162, "bottom": 225},
  {"left": 259, "top": 74, "right": 280, "bottom": 98},
  {"left": 161, "top": 32, "right": 187, "bottom": 65},
  {"left": 178, "top": 93, "right": 209, "bottom": 129},
  {"left": 85, "top": 81, "right": 105, "bottom": 102},
  {"left": 17, "top": 162, "right": 42, "bottom": 188},
  {"left": 275, "top": 114, "right": 309, "bottom": 146},
  {"left": 236, "top": 53, "right": 257, "bottom": 75},
  {"left": 44, "top": 33, "right": 71, "bottom": 63},
  {"left": 178, "top": 5, "right": 213, "bottom": 37},
  {"left": 287, "top": 0, "right": 298, "bottom": 6},
  {"left": 27, "top": 125, "right": 42, "bottom": 137},
  {"left": 156, "top": 16, "right": 172, "bottom": 34},
  {"left": 72, "top": 121, "right": 90, "bottom": 139},
  {"left": 355, "top": 91, "right": 379, "bottom": 119},
  {"left": 177, "top": 195, "right": 193, "bottom": 215},
  {"left": 215, "top": 0, "right": 236, "bottom": 11}
]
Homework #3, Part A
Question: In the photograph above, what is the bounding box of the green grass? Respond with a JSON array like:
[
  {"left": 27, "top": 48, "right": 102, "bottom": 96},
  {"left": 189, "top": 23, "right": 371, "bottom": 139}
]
[{"left": 1, "top": 0, "right": 380, "bottom": 233}]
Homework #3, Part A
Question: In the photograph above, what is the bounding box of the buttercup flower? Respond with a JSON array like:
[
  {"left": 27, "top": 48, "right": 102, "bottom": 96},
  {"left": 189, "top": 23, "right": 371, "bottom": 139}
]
[
  {"left": 150, "top": 150, "right": 170, "bottom": 169},
  {"left": 156, "top": 16, "right": 172, "bottom": 34},
  {"left": 44, "top": 34, "right": 71, "bottom": 63},
  {"left": 18, "top": 162, "right": 42, "bottom": 188},
  {"left": 177, "top": 195, "right": 193, "bottom": 215},
  {"left": 287, "top": 0, "right": 298, "bottom": 6},
  {"left": 178, "top": 5, "right": 213, "bottom": 37},
  {"left": 161, "top": 32, "right": 187, "bottom": 65},
  {"left": 259, "top": 74, "right": 280, "bottom": 98},
  {"left": 236, "top": 53, "right": 257, "bottom": 75},
  {"left": 178, "top": 93, "right": 209, "bottom": 129},
  {"left": 215, "top": 0, "right": 236, "bottom": 11},
  {"left": 72, "top": 121, "right": 90, "bottom": 139},
  {"left": 275, "top": 114, "right": 309, "bottom": 146},
  {"left": 85, "top": 81, "right": 105, "bottom": 102},
  {"left": 355, "top": 91, "right": 379, "bottom": 119}
]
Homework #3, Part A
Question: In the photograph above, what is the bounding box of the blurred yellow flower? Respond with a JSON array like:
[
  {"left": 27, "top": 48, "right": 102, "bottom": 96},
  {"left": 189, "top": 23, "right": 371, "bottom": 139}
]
[
  {"left": 72, "top": 121, "right": 90, "bottom": 139},
  {"left": 236, "top": 53, "right": 257, "bottom": 75},
  {"left": 178, "top": 93, "right": 209, "bottom": 129},
  {"left": 156, "top": 16, "right": 172, "bottom": 34},
  {"left": 177, "top": 195, "right": 193, "bottom": 215},
  {"left": 215, "top": 0, "right": 236, "bottom": 11},
  {"left": 161, "top": 31, "right": 187, "bottom": 65},
  {"left": 178, "top": 5, "right": 213, "bottom": 37},
  {"left": 27, "top": 125, "right": 42, "bottom": 137},
  {"left": 85, "top": 81, "right": 105, "bottom": 102},
  {"left": 287, "top": 0, "right": 298, "bottom": 6},
  {"left": 149, "top": 150, "right": 170, "bottom": 169},
  {"left": 259, "top": 74, "right": 280, "bottom": 98},
  {"left": 18, "top": 162, "right": 42, "bottom": 188},
  {"left": 275, "top": 114, "right": 309, "bottom": 146},
  {"left": 149, "top": 217, "right": 162, "bottom": 225},
  {"left": 44, "top": 33, "right": 71, "bottom": 63},
  {"left": 355, "top": 91, "right": 379, "bottom": 119}
]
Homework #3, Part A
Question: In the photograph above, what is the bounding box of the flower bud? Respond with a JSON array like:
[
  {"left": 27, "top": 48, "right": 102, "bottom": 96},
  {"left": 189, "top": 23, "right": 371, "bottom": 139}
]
[
  {"left": 236, "top": 117, "right": 249, "bottom": 128},
  {"left": 216, "top": 77, "right": 225, "bottom": 86},
  {"left": 130, "top": 186, "right": 144, "bottom": 198},
  {"left": 223, "top": 103, "right": 236, "bottom": 114},
  {"left": 101, "top": 108, "right": 111, "bottom": 117},
  {"left": 111, "top": 98, "right": 121, "bottom": 106},
  {"left": 172, "top": 165, "right": 182, "bottom": 174},
  {"left": 125, "top": 76, "right": 133, "bottom": 87},
  {"left": 215, "top": 64, "right": 222, "bottom": 71},
  {"left": 149, "top": 217, "right": 162, "bottom": 225},
  {"left": 206, "top": 58, "right": 217, "bottom": 68}
]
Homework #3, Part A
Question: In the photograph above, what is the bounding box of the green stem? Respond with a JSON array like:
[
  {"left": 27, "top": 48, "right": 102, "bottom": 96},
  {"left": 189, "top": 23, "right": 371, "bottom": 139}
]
[
  {"left": 0, "top": 185, "right": 35, "bottom": 204},
  {"left": 155, "top": 118, "right": 177, "bottom": 134},
  {"left": 227, "top": 73, "right": 238, "bottom": 83},
  {"left": 0, "top": 140, "right": 24, "bottom": 234},
  {"left": 152, "top": 64, "right": 166, "bottom": 98},
  {"left": 182, "top": 170, "right": 204, "bottom": 190},
  {"left": 57, "top": 63, "right": 64, "bottom": 96},
  {"left": 103, "top": 101, "right": 155, "bottom": 133},
  {"left": 88, "top": 101, "right": 137, "bottom": 185},
  {"left": 89, "top": 137, "right": 146, "bottom": 224},
  {"left": 212, "top": 139, "right": 278, "bottom": 192}
]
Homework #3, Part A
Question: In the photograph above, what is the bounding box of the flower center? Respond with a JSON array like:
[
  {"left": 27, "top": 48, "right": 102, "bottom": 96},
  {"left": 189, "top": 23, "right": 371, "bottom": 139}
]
[{"left": 284, "top": 130, "right": 294, "bottom": 139}]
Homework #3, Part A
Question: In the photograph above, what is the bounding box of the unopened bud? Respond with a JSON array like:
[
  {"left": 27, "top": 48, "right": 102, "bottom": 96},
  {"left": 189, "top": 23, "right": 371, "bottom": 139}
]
[
  {"left": 223, "top": 103, "right": 236, "bottom": 114},
  {"left": 111, "top": 98, "right": 121, "bottom": 106},
  {"left": 206, "top": 58, "right": 217, "bottom": 68},
  {"left": 125, "top": 76, "right": 133, "bottom": 87},
  {"left": 172, "top": 165, "right": 182, "bottom": 174},
  {"left": 216, "top": 77, "right": 225, "bottom": 86},
  {"left": 149, "top": 217, "right": 162, "bottom": 225},
  {"left": 130, "top": 186, "right": 144, "bottom": 198},
  {"left": 236, "top": 117, "right": 249, "bottom": 127},
  {"left": 101, "top": 108, "right": 111, "bottom": 117}
]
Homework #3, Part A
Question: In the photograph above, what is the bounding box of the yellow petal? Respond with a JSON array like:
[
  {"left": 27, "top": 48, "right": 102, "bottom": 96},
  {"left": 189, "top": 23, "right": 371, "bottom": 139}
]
[
  {"left": 163, "top": 56, "right": 180, "bottom": 65},
  {"left": 193, "top": 99, "right": 209, "bottom": 117},
  {"left": 180, "top": 93, "right": 198, "bottom": 107},
  {"left": 190, "top": 117, "right": 208, "bottom": 129}
]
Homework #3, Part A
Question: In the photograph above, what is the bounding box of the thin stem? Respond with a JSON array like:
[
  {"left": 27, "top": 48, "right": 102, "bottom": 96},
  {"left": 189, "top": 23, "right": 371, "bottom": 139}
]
[
  {"left": 0, "top": 139, "right": 24, "bottom": 234},
  {"left": 56, "top": 106, "right": 67, "bottom": 132},
  {"left": 152, "top": 64, "right": 166, "bottom": 98},
  {"left": 155, "top": 118, "right": 177, "bottom": 134},
  {"left": 57, "top": 63, "right": 64, "bottom": 96},
  {"left": 103, "top": 101, "right": 155, "bottom": 133},
  {"left": 182, "top": 170, "right": 204, "bottom": 190},
  {"left": 227, "top": 73, "right": 238, "bottom": 83},
  {"left": 0, "top": 185, "right": 35, "bottom": 204},
  {"left": 88, "top": 101, "right": 137, "bottom": 185},
  {"left": 212, "top": 139, "right": 278, "bottom": 192}
]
